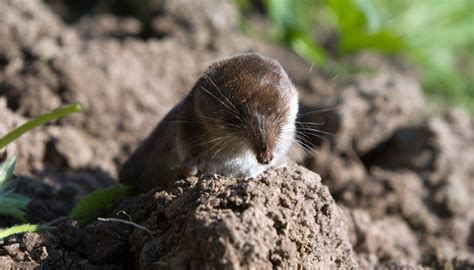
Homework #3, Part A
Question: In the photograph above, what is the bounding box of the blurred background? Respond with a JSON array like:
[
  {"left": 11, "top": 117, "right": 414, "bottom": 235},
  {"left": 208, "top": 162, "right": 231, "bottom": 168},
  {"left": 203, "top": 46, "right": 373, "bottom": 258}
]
[
  {"left": 45, "top": 0, "right": 474, "bottom": 115},
  {"left": 238, "top": 0, "right": 474, "bottom": 115}
]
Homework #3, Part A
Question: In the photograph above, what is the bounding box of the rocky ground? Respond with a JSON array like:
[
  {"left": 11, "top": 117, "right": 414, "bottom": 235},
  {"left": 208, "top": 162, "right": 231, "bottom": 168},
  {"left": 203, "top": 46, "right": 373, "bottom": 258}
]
[{"left": 0, "top": 0, "right": 473, "bottom": 269}]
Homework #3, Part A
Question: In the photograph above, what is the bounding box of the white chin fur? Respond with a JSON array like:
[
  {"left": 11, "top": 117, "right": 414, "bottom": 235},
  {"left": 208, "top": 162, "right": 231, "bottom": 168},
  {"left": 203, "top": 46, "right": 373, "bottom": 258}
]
[
  {"left": 198, "top": 148, "right": 268, "bottom": 178},
  {"left": 200, "top": 136, "right": 293, "bottom": 178}
]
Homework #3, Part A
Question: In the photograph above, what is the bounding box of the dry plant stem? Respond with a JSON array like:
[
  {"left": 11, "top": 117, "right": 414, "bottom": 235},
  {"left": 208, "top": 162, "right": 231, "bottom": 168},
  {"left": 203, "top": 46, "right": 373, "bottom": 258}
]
[
  {"left": 43, "top": 216, "right": 69, "bottom": 226},
  {"left": 97, "top": 217, "right": 152, "bottom": 234}
]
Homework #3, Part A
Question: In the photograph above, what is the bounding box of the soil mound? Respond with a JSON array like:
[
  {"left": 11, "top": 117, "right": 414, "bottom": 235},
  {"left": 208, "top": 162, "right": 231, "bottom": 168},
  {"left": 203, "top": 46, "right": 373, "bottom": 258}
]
[{"left": 127, "top": 166, "right": 355, "bottom": 268}]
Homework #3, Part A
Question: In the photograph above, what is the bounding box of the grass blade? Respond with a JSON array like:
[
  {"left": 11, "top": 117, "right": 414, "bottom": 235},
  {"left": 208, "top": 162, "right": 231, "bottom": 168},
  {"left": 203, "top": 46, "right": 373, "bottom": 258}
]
[
  {"left": 0, "top": 103, "right": 85, "bottom": 149},
  {"left": 0, "top": 193, "right": 29, "bottom": 208},
  {"left": 0, "top": 206, "right": 27, "bottom": 223},
  {"left": 0, "top": 224, "right": 53, "bottom": 239},
  {"left": 0, "top": 192, "right": 30, "bottom": 222},
  {"left": 0, "top": 156, "right": 16, "bottom": 189}
]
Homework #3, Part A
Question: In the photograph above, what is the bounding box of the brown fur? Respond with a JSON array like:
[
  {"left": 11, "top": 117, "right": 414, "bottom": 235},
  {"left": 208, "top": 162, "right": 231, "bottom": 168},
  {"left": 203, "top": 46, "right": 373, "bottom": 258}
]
[{"left": 119, "top": 53, "right": 297, "bottom": 193}]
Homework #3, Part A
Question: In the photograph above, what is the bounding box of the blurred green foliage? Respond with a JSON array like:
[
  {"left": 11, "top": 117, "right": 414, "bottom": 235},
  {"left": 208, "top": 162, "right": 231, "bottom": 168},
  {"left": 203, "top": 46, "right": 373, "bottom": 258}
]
[{"left": 236, "top": 0, "right": 474, "bottom": 115}]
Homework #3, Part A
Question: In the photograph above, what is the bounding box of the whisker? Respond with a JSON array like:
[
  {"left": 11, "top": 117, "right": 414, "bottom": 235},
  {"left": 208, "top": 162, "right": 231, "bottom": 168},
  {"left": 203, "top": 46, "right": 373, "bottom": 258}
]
[
  {"left": 210, "top": 138, "right": 231, "bottom": 162},
  {"left": 329, "top": 72, "right": 341, "bottom": 83},
  {"left": 308, "top": 61, "right": 314, "bottom": 75},
  {"left": 193, "top": 113, "right": 224, "bottom": 123},
  {"left": 200, "top": 86, "right": 242, "bottom": 121},
  {"left": 298, "top": 131, "right": 329, "bottom": 142},
  {"left": 223, "top": 123, "right": 242, "bottom": 130},
  {"left": 218, "top": 139, "right": 241, "bottom": 164},
  {"left": 161, "top": 120, "right": 200, "bottom": 124},
  {"left": 296, "top": 121, "right": 325, "bottom": 126},
  {"left": 304, "top": 61, "right": 314, "bottom": 81},
  {"left": 295, "top": 133, "right": 316, "bottom": 148},
  {"left": 296, "top": 130, "right": 318, "bottom": 145},
  {"left": 203, "top": 74, "right": 241, "bottom": 115},
  {"left": 294, "top": 136, "right": 318, "bottom": 158},
  {"left": 180, "top": 132, "right": 232, "bottom": 153},
  {"left": 298, "top": 126, "right": 335, "bottom": 137},
  {"left": 298, "top": 104, "right": 345, "bottom": 117},
  {"left": 180, "top": 134, "right": 235, "bottom": 167}
]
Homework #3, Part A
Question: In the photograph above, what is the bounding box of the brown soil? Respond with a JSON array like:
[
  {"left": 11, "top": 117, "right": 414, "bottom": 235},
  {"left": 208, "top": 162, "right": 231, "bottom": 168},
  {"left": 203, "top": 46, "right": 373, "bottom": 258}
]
[
  {"left": 126, "top": 165, "right": 355, "bottom": 268},
  {"left": 0, "top": 0, "right": 473, "bottom": 269}
]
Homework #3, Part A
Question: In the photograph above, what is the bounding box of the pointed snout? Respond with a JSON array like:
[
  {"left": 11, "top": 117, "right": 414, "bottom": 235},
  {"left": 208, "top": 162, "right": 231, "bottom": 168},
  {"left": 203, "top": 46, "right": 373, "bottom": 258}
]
[
  {"left": 256, "top": 150, "right": 273, "bottom": 165},
  {"left": 253, "top": 113, "right": 274, "bottom": 165}
]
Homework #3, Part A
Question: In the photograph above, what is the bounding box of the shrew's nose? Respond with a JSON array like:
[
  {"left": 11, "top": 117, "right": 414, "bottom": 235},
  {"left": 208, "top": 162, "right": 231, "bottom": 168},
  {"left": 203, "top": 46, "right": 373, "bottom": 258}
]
[
  {"left": 257, "top": 150, "right": 273, "bottom": 165},
  {"left": 254, "top": 114, "right": 273, "bottom": 164}
]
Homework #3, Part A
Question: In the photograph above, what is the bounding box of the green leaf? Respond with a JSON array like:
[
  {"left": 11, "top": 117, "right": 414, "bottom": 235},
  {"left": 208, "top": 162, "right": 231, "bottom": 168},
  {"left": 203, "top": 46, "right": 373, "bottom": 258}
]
[
  {"left": 325, "top": 0, "right": 404, "bottom": 54},
  {"left": 326, "top": 0, "right": 367, "bottom": 31},
  {"left": 69, "top": 184, "right": 132, "bottom": 225},
  {"left": 0, "top": 157, "right": 29, "bottom": 222},
  {"left": 267, "top": 0, "right": 299, "bottom": 28},
  {"left": 0, "top": 224, "right": 53, "bottom": 239},
  {"left": 356, "top": 0, "right": 381, "bottom": 32},
  {"left": 0, "top": 192, "right": 30, "bottom": 222},
  {"left": 0, "top": 103, "right": 85, "bottom": 150},
  {"left": 0, "top": 156, "right": 16, "bottom": 190},
  {"left": 0, "top": 206, "right": 27, "bottom": 223},
  {"left": 0, "top": 193, "right": 29, "bottom": 208},
  {"left": 340, "top": 29, "right": 405, "bottom": 54}
]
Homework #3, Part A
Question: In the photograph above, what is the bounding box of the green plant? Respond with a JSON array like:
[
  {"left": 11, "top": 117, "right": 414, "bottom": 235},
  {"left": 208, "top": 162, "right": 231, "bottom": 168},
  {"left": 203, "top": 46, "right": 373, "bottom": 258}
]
[
  {"left": 251, "top": 0, "right": 405, "bottom": 65},
  {"left": 0, "top": 102, "right": 135, "bottom": 239},
  {"left": 0, "top": 103, "right": 85, "bottom": 149},
  {"left": 0, "top": 103, "right": 84, "bottom": 239},
  {"left": 0, "top": 224, "right": 53, "bottom": 239},
  {"left": 0, "top": 156, "right": 29, "bottom": 222},
  {"left": 262, "top": 0, "right": 329, "bottom": 65},
  {"left": 69, "top": 184, "right": 131, "bottom": 225},
  {"left": 325, "top": 0, "right": 404, "bottom": 54}
]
